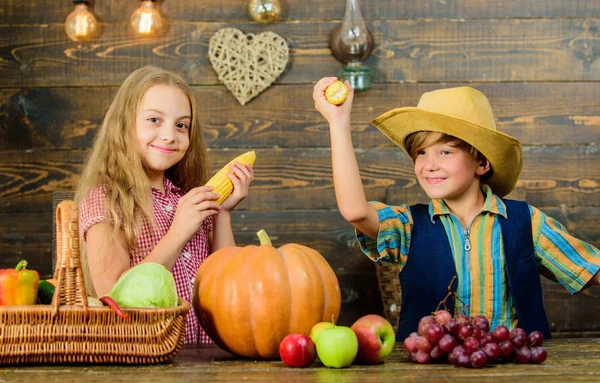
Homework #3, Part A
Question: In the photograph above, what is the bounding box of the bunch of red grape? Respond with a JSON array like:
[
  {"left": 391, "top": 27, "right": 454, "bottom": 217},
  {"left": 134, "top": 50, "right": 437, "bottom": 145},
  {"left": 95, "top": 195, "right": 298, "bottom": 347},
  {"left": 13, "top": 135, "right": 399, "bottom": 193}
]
[{"left": 403, "top": 310, "right": 548, "bottom": 368}]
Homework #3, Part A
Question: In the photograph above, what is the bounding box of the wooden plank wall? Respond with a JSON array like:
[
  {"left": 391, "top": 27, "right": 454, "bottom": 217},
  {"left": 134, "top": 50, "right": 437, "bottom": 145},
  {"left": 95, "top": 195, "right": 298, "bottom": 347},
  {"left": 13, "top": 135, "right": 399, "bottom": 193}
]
[{"left": 1, "top": 1, "right": 599, "bottom": 333}]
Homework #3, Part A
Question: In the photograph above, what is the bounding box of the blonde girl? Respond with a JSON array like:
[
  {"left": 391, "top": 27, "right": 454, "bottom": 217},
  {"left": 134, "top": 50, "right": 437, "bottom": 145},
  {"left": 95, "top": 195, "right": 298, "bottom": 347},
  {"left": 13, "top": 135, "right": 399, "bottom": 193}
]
[{"left": 76, "top": 66, "right": 254, "bottom": 344}]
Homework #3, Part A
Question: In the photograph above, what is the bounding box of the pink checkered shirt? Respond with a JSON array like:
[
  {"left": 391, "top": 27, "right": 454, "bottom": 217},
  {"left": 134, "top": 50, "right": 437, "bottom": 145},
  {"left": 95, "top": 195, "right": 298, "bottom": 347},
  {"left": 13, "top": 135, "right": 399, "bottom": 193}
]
[{"left": 79, "top": 178, "right": 214, "bottom": 344}]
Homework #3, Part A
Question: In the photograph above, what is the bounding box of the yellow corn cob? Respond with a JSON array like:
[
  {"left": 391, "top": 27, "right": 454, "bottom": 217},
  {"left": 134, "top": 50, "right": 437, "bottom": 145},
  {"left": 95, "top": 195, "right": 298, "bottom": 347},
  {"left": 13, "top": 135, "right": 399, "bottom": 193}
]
[
  {"left": 325, "top": 80, "right": 348, "bottom": 105},
  {"left": 205, "top": 150, "right": 256, "bottom": 204}
]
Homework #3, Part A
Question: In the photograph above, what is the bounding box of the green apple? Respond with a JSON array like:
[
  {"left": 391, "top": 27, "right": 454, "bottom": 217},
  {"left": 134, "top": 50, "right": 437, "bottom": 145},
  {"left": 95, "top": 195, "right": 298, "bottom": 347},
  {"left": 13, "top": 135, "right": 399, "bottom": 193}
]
[
  {"left": 314, "top": 325, "right": 358, "bottom": 368},
  {"left": 310, "top": 321, "right": 335, "bottom": 343}
]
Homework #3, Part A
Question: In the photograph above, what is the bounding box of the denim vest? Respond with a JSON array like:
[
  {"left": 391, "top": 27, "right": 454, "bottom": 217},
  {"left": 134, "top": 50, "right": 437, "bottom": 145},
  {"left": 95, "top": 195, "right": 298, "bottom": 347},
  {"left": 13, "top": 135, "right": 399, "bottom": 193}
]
[{"left": 395, "top": 199, "right": 551, "bottom": 341}]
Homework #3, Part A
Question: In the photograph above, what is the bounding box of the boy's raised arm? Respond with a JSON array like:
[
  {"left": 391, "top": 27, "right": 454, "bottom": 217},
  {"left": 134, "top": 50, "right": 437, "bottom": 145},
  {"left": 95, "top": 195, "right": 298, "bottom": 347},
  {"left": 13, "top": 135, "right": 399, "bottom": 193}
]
[{"left": 313, "top": 78, "right": 380, "bottom": 239}]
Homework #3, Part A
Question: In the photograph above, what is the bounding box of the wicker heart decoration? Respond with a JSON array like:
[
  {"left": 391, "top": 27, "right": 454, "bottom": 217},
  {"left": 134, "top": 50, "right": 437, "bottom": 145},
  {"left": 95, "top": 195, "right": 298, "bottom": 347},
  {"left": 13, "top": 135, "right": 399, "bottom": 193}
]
[{"left": 208, "top": 28, "right": 289, "bottom": 105}]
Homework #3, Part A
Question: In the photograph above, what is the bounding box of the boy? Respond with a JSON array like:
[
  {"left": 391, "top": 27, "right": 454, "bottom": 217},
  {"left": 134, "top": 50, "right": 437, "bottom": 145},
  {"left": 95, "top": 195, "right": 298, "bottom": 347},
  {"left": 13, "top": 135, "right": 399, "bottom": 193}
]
[{"left": 313, "top": 77, "right": 600, "bottom": 341}]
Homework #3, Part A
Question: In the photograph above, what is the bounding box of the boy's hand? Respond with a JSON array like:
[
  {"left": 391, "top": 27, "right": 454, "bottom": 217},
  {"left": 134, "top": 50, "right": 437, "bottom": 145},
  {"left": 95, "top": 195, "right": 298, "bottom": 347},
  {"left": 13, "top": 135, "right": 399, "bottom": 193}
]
[
  {"left": 171, "top": 186, "right": 221, "bottom": 242},
  {"left": 220, "top": 161, "right": 254, "bottom": 212},
  {"left": 313, "top": 77, "right": 355, "bottom": 125}
]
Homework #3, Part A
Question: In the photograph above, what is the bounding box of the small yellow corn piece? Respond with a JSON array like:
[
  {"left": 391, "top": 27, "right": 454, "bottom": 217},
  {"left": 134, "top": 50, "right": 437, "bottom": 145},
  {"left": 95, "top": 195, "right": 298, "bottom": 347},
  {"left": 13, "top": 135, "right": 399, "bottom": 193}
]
[
  {"left": 205, "top": 150, "right": 256, "bottom": 204},
  {"left": 325, "top": 80, "right": 348, "bottom": 105}
]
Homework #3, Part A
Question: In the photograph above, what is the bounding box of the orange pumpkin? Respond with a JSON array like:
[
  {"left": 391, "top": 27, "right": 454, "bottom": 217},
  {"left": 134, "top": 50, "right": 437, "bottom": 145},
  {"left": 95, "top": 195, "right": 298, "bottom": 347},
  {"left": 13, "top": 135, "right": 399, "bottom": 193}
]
[{"left": 193, "top": 229, "right": 341, "bottom": 359}]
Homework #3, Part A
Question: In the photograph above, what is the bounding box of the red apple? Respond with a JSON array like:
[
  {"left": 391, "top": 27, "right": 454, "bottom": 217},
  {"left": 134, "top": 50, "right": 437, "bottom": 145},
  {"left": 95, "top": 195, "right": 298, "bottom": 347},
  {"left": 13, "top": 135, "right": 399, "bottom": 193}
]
[
  {"left": 279, "top": 333, "right": 316, "bottom": 368},
  {"left": 350, "top": 314, "right": 396, "bottom": 364}
]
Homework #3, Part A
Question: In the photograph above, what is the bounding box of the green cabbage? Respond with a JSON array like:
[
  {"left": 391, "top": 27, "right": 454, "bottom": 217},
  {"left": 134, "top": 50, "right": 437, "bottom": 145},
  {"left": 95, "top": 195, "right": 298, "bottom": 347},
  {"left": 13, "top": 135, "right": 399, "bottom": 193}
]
[{"left": 108, "top": 263, "right": 178, "bottom": 308}]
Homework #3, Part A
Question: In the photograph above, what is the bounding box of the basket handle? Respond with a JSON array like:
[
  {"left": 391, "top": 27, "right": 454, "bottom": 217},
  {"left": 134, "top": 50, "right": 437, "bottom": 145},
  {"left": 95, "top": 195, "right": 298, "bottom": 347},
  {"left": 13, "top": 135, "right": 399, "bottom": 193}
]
[{"left": 52, "top": 200, "right": 90, "bottom": 309}]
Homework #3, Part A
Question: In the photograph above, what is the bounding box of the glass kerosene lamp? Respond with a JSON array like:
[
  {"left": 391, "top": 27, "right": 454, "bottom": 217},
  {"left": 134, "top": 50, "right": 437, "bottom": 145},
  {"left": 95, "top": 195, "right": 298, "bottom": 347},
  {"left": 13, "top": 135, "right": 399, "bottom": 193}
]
[{"left": 329, "top": 0, "right": 374, "bottom": 90}]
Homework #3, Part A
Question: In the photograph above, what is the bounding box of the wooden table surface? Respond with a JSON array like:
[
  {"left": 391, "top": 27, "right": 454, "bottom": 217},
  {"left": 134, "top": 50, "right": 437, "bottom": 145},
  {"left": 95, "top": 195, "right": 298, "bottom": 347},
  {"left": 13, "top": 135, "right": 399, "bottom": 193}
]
[{"left": 1, "top": 338, "right": 599, "bottom": 382}]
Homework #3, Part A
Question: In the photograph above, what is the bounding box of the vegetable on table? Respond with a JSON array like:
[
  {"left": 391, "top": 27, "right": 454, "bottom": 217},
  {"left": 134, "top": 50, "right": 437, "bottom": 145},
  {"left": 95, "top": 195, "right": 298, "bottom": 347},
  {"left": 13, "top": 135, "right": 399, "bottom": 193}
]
[
  {"left": 193, "top": 229, "right": 341, "bottom": 359},
  {"left": 100, "top": 296, "right": 128, "bottom": 320},
  {"left": 98, "top": 262, "right": 179, "bottom": 319},
  {"left": 0, "top": 260, "right": 40, "bottom": 306},
  {"left": 107, "top": 262, "right": 178, "bottom": 309},
  {"left": 37, "top": 280, "right": 56, "bottom": 305}
]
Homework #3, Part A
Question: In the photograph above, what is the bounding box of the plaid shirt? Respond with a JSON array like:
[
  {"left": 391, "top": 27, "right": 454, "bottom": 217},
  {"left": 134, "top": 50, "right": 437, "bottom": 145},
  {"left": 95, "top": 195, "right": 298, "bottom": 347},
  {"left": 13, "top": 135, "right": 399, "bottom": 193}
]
[
  {"left": 357, "top": 185, "right": 600, "bottom": 330},
  {"left": 79, "top": 178, "right": 214, "bottom": 344}
]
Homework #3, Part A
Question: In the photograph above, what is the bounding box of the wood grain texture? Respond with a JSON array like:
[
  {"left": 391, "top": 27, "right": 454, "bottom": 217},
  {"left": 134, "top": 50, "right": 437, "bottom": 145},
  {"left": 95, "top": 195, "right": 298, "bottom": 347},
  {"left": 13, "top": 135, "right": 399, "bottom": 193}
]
[
  {"left": 1, "top": 146, "right": 598, "bottom": 214},
  {"left": 0, "top": 339, "right": 598, "bottom": 380},
  {"left": 2, "top": 18, "right": 599, "bottom": 87},
  {"left": 2, "top": 82, "right": 599, "bottom": 150},
  {"left": 2, "top": 0, "right": 600, "bottom": 23}
]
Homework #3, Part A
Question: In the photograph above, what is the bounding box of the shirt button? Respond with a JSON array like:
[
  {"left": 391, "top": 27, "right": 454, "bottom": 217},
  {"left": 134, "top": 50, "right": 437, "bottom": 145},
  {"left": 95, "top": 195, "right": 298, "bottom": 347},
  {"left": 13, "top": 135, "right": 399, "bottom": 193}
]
[
  {"left": 183, "top": 251, "right": 192, "bottom": 259},
  {"left": 165, "top": 204, "right": 173, "bottom": 211}
]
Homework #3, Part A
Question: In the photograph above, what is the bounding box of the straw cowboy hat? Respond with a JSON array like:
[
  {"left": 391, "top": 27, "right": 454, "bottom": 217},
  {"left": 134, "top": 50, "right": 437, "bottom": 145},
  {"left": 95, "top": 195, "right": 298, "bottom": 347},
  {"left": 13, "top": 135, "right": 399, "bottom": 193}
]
[{"left": 371, "top": 86, "right": 523, "bottom": 197}]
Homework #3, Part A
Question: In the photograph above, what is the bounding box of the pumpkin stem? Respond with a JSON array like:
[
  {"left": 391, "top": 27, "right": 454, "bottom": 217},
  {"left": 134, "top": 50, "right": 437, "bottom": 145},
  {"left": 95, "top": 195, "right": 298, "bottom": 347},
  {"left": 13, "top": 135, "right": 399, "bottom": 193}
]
[{"left": 256, "top": 229, "right": 272, "bottom": 246}]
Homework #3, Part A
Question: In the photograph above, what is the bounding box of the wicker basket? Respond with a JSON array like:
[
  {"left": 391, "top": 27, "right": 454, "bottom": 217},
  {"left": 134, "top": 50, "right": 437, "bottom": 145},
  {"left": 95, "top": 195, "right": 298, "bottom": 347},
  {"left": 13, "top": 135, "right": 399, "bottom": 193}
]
[
  {"left": 374, "top": 262, "right": 401, "bottom": 332},
  {"left": 0, "top": 200, "right": 190, "bottom": 365}
]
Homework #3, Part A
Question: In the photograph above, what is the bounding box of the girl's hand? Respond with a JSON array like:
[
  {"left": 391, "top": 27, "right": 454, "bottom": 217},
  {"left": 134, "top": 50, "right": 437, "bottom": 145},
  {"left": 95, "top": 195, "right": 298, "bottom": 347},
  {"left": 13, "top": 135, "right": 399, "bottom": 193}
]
[
  {"left": 313, "top": 77, "right": 355, "bottom": 125},
  {"left": 171, "top": 186, "right": 221, "bottom": 243},
  {"left": 220, "top": 161, "right": 254, "bottom": 212}
]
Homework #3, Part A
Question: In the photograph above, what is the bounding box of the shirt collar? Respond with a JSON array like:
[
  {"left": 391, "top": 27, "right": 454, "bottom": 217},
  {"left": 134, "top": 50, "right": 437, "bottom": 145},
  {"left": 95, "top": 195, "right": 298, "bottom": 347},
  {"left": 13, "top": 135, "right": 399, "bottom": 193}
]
[
  {"left": 151, "top": 177, "right": 183, "bottom": 196},
  {"left": 427, "top": 184, "right": 507, "bottom": 223}
]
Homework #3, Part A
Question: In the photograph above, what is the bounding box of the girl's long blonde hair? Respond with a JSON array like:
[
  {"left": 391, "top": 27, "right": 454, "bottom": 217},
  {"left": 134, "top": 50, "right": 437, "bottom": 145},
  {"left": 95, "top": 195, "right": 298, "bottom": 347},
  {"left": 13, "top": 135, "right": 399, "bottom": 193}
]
[{"left": 75, "top": 66, "right": 211, "bottom": 250}]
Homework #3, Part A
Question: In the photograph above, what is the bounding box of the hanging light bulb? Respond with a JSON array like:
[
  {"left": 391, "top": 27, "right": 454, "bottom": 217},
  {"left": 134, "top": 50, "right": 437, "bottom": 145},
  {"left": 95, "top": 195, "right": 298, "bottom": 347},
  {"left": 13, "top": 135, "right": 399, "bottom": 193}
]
[
  {"left": 248, "top": 0, "right": 281, "bottom": 24},
  {"left": 130, "top": 0, "right": 164, "bottom": 37},
  {"left": 65, "top": 0, "right": 100, "bottom": 42}
]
